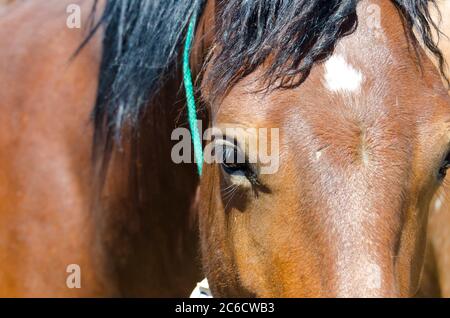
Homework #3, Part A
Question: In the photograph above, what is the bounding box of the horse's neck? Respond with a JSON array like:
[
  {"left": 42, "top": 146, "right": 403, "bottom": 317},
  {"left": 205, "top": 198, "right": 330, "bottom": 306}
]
[
  {"left": 98, "top": 2, "right": 216, "bottom": 296},
  {"left": 98, "top": 72, "right": 201, "bottom": 297}
]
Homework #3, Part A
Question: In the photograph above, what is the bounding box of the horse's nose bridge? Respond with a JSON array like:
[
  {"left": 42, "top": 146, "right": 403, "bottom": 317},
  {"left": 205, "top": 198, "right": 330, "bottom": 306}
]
[
  {"left": 313, "top": 210, "right": 400, "bottom": 297},
  {"left": 293, "top": 221, "right": 401, "bottom": 297},
  {"left": 306, "top": 172, "right": 404, "bottom": 297},
  {"left": 290, "top": 115, "right": 409, "bottom": 297},
  {"left": 330, "top": 253, "right": 399, "bottom": 297}
]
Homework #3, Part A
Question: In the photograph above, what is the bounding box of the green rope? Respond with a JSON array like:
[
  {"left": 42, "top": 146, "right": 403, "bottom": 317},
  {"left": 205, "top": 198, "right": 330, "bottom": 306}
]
[{"left": 183, "top": 13, "right": 203, "bottom": 176}]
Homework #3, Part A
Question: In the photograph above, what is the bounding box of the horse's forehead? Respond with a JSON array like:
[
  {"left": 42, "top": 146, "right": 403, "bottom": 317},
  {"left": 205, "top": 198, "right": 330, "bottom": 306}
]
[{"left": 215, "top": 0, "right": 447, "bottom": 129}]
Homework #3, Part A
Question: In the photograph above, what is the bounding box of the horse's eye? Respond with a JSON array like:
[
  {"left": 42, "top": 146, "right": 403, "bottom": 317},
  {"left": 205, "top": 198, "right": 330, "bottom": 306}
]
[
  {"left": 438, "top": 151, "right": 450, "bottom": 180},
  {"left": 221, "top": 146, "right": 248, "bottom": 175},
  {"left": 219, "top": 145, "right": 259, "bottom": 185},
  {"left": 222, "top": 161, "right": 250, "bottom": 175}
]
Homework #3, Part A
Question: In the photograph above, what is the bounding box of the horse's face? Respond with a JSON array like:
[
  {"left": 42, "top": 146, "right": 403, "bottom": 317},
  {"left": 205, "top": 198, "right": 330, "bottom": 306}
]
[{"left": 199, "top": 1, "right": 450, "bottom": 297}]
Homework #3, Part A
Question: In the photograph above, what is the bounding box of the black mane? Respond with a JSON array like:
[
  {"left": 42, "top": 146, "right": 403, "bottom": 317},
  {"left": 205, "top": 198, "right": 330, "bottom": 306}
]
[
  {"left": 88, "top": 0, "right": 448, "bottom": 170},
  {"left": 88, "top": 0, "right": 205, "bottom": 148}
]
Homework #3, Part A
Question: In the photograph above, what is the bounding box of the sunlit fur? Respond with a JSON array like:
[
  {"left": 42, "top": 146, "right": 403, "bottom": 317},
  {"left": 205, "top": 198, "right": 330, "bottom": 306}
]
[{"left": 87, "top": 0, "right": 448, "bottom": 179}]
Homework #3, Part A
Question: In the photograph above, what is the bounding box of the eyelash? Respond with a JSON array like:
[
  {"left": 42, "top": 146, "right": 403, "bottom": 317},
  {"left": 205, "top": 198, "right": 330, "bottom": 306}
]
[{"left": 220, "top": 145, "right": 260, "bottom": 186}]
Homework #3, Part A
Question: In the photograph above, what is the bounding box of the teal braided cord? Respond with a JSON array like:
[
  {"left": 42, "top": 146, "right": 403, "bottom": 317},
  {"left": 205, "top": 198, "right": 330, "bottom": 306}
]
[{"left": 183, "top": 13, "right": 203, "bottom": 176}]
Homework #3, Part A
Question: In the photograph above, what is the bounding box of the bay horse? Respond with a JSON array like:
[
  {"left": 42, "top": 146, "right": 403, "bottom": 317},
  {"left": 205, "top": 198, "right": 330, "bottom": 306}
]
[{"left": 0, "top": 0, "right": 449, "bottom": 297}]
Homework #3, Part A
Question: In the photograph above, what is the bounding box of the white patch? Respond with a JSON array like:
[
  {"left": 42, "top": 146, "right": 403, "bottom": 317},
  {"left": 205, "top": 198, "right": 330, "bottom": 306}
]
[
  {"left": 362, "top": 151, "right": 370, "bottom": 166},
  {"left": 324, "top": 55, "right": 364, "bottom": 93},
  {"left": 315, "top": 151, "right": 322, "bottom": 160},
  {"left": 435, "top": 198, "right": 442, "bottom": 211},
  {"left": 365, "top": 263, "right": 382, "bottom": 290},
  {"left": 336, "top": 258, "right": 382, "bottom": 296},
  {"left": 434, "top": 194, "right": 444, "bottom": 212}
]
